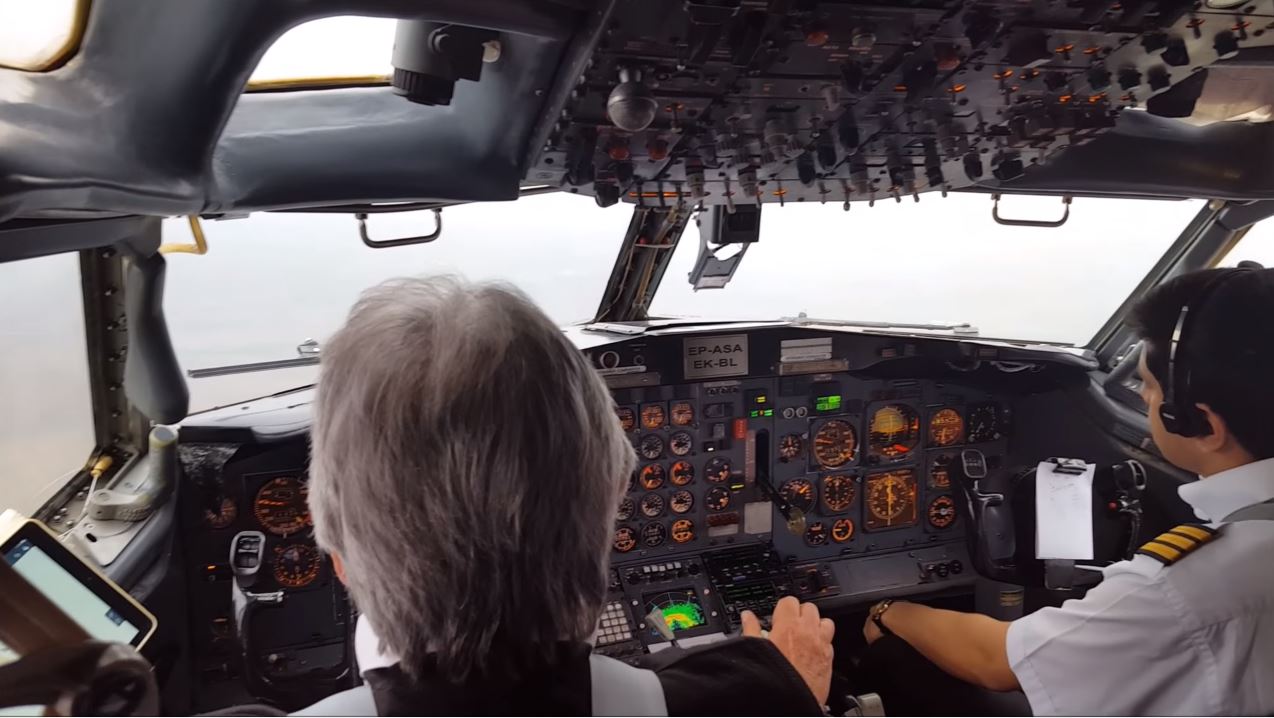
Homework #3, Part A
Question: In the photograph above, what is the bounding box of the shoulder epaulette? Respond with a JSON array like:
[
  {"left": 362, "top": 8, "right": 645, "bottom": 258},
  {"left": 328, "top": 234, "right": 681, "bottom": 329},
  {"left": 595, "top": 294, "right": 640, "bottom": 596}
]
[{"left": 1136, "top": 523, "right": 1220, "bottom": 566}]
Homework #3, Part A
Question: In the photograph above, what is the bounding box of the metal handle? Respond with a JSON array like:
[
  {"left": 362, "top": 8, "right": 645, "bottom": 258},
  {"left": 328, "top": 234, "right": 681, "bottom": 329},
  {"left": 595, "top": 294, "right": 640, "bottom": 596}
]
[
  {"left": 991, "top": 194, "right": 1072, "bottom": 228},
  {"left": 356, "top": 208, "right": 443, "bottom": 248}
]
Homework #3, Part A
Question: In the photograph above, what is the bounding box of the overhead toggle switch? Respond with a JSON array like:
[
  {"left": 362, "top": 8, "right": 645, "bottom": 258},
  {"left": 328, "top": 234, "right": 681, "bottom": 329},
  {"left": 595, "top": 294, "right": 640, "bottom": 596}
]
[{"left": 1213, "top": 30, "right": 1240, "bottom": 60}]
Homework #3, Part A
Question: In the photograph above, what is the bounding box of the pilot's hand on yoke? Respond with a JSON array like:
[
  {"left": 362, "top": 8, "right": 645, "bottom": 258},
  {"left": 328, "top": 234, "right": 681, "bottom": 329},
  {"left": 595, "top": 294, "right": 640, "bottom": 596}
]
[{"left": 740, "top": 595, "right": 836, "bottom": 705}]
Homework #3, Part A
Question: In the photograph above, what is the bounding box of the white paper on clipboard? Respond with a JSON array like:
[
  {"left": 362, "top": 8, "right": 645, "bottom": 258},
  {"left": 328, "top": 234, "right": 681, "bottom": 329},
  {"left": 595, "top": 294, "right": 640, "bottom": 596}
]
[{"left": 1035, "top": 460, "right": 1096, "bottom": 560}]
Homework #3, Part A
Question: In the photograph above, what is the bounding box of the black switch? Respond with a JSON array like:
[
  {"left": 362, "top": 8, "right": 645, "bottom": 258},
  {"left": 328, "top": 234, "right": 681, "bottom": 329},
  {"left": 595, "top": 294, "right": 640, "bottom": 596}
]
[
  {"left": 1161, "top": 36, "right": 1190, "bottom": 67},
  {"left": 1147, "top": 66, "right": 1171, "bottom": 92},
  {"left": 962, "top": 152, "right": 983, "bottom": 180},
  {"left": 796, "top": 152, "right": 816, "bottom": 186},
  {"left": 1117, "top": 67, "right": 1142, "bottom": 90},
  {"left": 1214, "top": 31, "right": 1239, "bottom": 60},
  {"left": 1088, "top": 65, "right": 1112, "bottom": 90},
  {"left": 1141, "top": 32, "right": 1168, "bottom": 54}
]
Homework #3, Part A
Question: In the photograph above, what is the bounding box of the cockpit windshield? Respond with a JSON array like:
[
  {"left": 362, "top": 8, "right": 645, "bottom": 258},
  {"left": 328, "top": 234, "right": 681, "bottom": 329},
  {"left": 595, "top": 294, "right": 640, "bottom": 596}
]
[{"left": 651, "top": 195, "right": 1206, "bottom": 346}]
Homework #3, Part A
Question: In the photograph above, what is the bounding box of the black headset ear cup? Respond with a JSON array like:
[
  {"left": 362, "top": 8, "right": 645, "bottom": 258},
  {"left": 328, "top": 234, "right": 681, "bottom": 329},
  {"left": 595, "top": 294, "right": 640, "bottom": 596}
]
[{"left": 1159, "top": 403, "right": 1211, "bottom": 438}]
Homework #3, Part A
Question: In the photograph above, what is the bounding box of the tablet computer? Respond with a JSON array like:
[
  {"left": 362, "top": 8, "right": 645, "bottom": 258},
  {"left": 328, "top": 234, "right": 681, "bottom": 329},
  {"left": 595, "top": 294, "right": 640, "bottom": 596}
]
[{"left": 0, "top": 518, "right": 156, "bottom": 654}]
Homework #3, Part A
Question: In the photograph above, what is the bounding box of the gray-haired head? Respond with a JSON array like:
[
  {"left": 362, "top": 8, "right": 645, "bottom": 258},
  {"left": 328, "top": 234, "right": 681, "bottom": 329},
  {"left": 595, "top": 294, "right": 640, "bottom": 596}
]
[{"left": 308, "top": 276, "right": 634, "bottom": 681}]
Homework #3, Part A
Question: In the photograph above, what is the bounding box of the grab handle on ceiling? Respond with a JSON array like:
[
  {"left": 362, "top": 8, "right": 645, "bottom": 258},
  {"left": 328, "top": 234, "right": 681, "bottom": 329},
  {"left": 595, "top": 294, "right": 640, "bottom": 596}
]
[
  {"left": 356, "top": 208, "right": 443, "bottom": 248},
  {"left": 991, "top": 194, "right": 1072, "bottom": 228}
]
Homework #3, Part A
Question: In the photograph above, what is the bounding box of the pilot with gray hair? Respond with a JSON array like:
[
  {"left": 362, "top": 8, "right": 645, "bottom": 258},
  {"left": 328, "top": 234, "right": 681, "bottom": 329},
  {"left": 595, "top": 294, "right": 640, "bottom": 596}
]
[{"left": 295, "top": 276, "right": 836, "bottom": 716}]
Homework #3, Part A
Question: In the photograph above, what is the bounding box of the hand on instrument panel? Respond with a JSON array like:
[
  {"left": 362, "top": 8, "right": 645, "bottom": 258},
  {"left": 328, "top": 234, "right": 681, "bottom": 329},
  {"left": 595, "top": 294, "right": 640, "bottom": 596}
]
[{"left": 741, "top": 596, "right": 835, "bottom": 705}]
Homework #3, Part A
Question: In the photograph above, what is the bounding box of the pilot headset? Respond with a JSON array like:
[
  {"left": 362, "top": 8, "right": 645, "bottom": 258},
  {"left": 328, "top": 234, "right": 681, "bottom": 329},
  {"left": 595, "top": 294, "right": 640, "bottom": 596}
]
[{"left": 1157, "top": 264, "right": 1261, "bottom": 438}]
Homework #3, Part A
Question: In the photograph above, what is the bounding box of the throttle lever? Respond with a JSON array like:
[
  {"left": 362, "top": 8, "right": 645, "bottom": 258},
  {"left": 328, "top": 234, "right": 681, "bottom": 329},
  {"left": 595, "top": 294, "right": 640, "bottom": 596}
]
[{"left": 959, "top": 449, "right": 1017, "bottom": 575}]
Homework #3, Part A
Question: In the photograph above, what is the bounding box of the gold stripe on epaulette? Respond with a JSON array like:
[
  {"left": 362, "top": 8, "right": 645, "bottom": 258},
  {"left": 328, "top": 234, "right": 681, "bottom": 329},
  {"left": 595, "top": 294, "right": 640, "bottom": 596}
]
[{"left": 1137, "top": 524, "right": 1219, "bottom": 566}]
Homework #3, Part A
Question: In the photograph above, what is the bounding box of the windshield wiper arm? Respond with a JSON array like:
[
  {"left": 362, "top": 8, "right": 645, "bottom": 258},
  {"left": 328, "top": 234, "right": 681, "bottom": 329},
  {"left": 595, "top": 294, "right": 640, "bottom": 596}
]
[
  {"left": 188, "top": 339, "right": 321, "bottom": 379},
  {"left": 783, "top": 313, "right": 980, "bottom": 335}
]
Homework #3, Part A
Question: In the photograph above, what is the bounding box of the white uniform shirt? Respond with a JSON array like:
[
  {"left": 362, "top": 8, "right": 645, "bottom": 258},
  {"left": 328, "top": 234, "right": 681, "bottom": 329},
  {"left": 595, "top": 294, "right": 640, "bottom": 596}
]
[{"left": 1006, "top": 457, "right": 1274, "bottom": 716}]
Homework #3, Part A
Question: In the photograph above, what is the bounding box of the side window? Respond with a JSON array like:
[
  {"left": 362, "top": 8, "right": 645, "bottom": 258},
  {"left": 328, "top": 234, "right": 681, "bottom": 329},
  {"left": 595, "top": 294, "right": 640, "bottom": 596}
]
[
  {"left": 1220, "top": 219, "right": 1274, "bottom": 268},
  {"left": 0, "top": 253, "right": 95, "bottom": 515}
]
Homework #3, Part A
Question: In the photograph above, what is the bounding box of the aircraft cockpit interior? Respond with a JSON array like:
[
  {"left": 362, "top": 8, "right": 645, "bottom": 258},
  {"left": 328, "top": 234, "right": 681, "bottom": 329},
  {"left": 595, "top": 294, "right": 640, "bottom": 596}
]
[{"left": 3, "top": 0, "right": 1274, "bottom": 715}]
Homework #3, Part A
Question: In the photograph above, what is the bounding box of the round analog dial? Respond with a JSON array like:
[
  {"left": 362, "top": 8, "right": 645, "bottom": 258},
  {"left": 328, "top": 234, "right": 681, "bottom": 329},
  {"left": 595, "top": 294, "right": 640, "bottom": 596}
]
[
  {"left": 669, "top": 431, "right": 694, "bottom": 457},
  {"left": 865, "top": 470, "right": 918, "bottom": 530},
  {"left": 204, "top": 495, "right": 237, "bottom": 529},
  {"left": 821, "top": 474, "right": 856, "bottom": 513},
  {"left": 639, "top": 434, "right": 664, "bottom": 460},
  {"left": 670, "top": 490, "right": 694, "bottom": 514},
  {"left": 928, "top": 408, "right": 965, "bottom": 447},
  {"left": 617, "top": 497, "right": 636, "bottom": 522},
  {"left": 272, "top": 543, "right": 321, "bottom": 589},
  {"left": 670, "top": 461, "right": 695, "bottom": 486},
  {"left": 616, "top": 407, "right": 636, "bottom": 432},
  {"left": 967, "top": 403, "right": 1001, "bottom": 443},
  {"left": 640, "top": 493, "right": 666, "bottom": 518},
  {"left": 671, "top": 519, "right": 695, "bottom": 543},
  {"left": 869, "top": 405, "right": 921, "bottom": 460},
  {"left": 670, "top": 402, "right": 695, "bottom": 426},
  {"left": 805, "top": 522, "right": 829, "bottom": 546},
  {"left": 831, "top": 518, "right": 855, "bottom": 543},
  {"left": 927, "top": 495, "right": 957, "bottom": 529},
  {"left": 929, "top": 454, "right": 954, "bottom": 489},
  {"left": 705, "top": 457, "right": 732, "bottom": 483},
  {"left": 253, "top": 477, "right": 311, "bottom": 537},
  {"left": 614, "top": 526, "right": 637, "bottom": 553},
  {"left": 641, "top": 522, "right": 667, "bottom": 547},
  {"left": 778, "top": 433, "right": 804, "bottom": 462},
  {"left": 813, "top": 420, "right": 857, "bottom": 468},
  {"left": 641, "top": 404, "right": 666, "bottom": 430},
  {"left": 705, "top": 486, "right": 731, "bottom": 512},
  {"left": 779, "top": 478, "right": 816, "bottom": 513},
  {"left": 640, "top": 464, "right": 666, "bottom": 490}
]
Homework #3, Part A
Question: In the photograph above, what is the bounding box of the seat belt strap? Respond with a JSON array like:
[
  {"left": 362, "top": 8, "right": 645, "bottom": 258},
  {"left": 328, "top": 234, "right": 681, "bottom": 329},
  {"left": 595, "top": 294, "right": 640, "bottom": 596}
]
[{"left": 589, "top": 654, "right": 667, "bottom": 716}]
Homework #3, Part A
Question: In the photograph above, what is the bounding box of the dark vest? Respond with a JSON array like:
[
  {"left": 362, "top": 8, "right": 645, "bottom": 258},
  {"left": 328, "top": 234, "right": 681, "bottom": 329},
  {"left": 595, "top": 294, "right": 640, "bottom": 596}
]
[{"left": 363, "top": 637, "right": 823, "bottom": 716}]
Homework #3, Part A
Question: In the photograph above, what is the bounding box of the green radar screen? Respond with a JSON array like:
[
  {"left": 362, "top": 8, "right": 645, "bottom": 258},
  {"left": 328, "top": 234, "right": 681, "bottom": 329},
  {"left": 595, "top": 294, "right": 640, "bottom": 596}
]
[{"left": 644, "top": 590, "right": 706, "bottom": 632}]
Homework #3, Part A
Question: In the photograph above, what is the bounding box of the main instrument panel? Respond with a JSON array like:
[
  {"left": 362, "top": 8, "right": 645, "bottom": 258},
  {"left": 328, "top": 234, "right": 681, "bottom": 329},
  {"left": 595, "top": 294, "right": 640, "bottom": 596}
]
[{"left": 587, "top": 327, "right": 1011, "bottom": 659}]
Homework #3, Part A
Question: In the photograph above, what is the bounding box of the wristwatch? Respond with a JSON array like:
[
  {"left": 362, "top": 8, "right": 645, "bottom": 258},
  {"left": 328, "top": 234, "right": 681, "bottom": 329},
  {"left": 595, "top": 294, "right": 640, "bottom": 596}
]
[{"left": 870, "top": 599, "right": 895, "bottom": 637}]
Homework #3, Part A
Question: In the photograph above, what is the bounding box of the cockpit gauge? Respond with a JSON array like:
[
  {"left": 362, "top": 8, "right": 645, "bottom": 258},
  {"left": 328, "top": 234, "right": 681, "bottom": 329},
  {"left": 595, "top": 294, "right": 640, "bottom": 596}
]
[
  {"left": 821, "top": 475, "right": 856, "bottom": 513},
  {"left": 705, "top": 486, "right": 731, "bottom": 512},
  {"left": 614, "top": 526, "right": 638, "bottom": 553},
  {"left": 203, "top": 495, "right": 237, "bottom": 529},
  {"left": 640, "top": 493, "right": 666, "bottom": 518},
  {"left": 779, "top": 478, "right": 816, "bottom": 513},
  {"left": 617, "top": 497, "right": 636, "bottom": 522},
  {"left": 705, "top": 457, "right": 732, "bottom": 483},
  {"left": 812, "top": 420, "right": 857, "bottom": 469},
  {"left": 669, "top": 431, "right": 693, "bottom": 457},
  {"left": 868, "top": 405, "right": 921, "bottom": 461},
  {"left": 639, "top": 434, "right": 664, "bottom": 461},
  {"left": 831, "top": 518, "right": 855, "bottom": 543},
  {"left": 928, "top": 408, "right": 965, "bottom": 447},
  {"left": 671, "top": 519, "right": 695, "bottom": 543},
  {"left": 670, "top": 490, "right": 694, "bottom": 514},
  {"left": 670, "top": 461, "right": 695, "bottom": 486},
  {"left": 272, "top": 543, "right": 321, "bottom": 589},
  {"left": 639, "top": 464, "right": 666, "bottom": 490},
  {"left": 927, "top": 495, "right": 957, "bottom": 529},
  {"left": 616, "top": 407, "right": 637, "bottom": 432},
  {"left": 929, "top": 454, "right": 954, "bottom": 489},
  {"left": 253, "top": 477, "right": 311, "bottom": 537},
  {"left": 778, "top": 434, "right": 804, "bottom": 462},
  {"left": 804, "top": 522, "right": 829, "bottom": 546},
  {"left": 641, "top": 522, "right": 667, "bottom": 547},
  {"left": 865, "top": 470, "right": 919, "bottom": 531},
  {"left": 641, "top": 404, "right": 666, "bottom": 430},
  {"left": 966, "top": 403, "right": 1002, "bottom": 443},
  {"left": 670, "top": 402, "right": 695, "bottom": 426}
]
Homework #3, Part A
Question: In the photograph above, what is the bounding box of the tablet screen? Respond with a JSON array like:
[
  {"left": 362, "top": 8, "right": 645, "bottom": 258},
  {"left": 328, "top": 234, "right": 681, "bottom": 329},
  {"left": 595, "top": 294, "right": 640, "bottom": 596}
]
[{"left": 0, "top": 520, "right": 155, "bottom": 669}]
